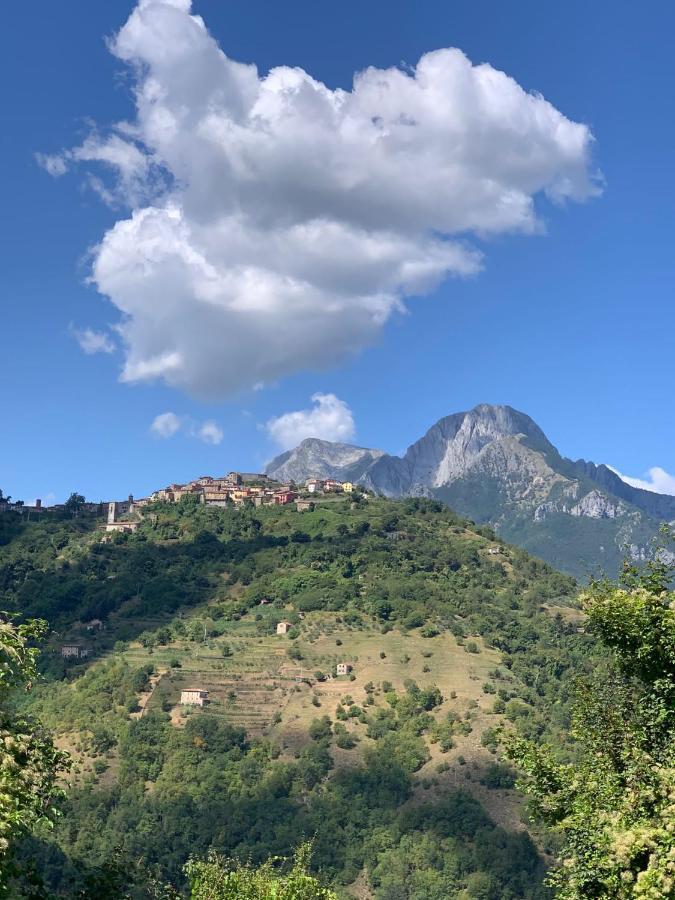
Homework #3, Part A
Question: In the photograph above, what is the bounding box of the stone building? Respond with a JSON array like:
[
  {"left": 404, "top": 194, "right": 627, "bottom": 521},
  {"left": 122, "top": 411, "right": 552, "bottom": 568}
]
[{"left": 180, "top": 688, "right": 209, "bottom": 706}]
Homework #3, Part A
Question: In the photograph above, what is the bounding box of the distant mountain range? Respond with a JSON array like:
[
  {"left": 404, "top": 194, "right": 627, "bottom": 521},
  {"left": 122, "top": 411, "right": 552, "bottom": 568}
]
[{"left": 266, "top": 404, "right": 675, "bottom": 579}]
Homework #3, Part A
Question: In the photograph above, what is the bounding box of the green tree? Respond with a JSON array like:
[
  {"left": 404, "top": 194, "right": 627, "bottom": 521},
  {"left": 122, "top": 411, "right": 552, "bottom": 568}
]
[
  {"left": 65, "top": 492, "right": 86, "bottom": 517},
  {"left": 506, "top": 540, "right": 675, "bottom": 899},
  {"left": 0, "top": 616, "right": 69, "bottom": 891},
  {"left": 186, "top": 844, "right": 337, "bottom": 899}
]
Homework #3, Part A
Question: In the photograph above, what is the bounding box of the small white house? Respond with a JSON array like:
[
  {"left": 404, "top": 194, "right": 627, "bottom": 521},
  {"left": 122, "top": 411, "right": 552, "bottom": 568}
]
[
  {"left": 61, "top": 645, "right": 88, "bottom": 659},
  {"left": 180, "top": 688, "right": 209, "bottom": 706},
  {"left": 276, "top": 621, "right": 292, "bottom": 635},
  {"left": 336, "top": 663, "right": 353, "bottom": 676}
]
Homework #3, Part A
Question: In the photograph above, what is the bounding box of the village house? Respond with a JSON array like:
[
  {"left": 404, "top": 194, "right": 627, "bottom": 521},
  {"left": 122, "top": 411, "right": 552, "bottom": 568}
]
[
  {"left": 336, "top": 663, "right": 353, "bottom": 675},
  {"left": 105, "top": 520, "right": 139, "bottom": 534},
  {"left": 342, "top": 482, "right": 354, "bottom": 493},
  {"left": 273, "top": 491, "right": 297, "bottom": 505},
  {"left": 105, "top": 497, "right": 141, "bottom": 533},
  {"left": 84, "top": 619, "right": 103, "bottom": 631},
  {"left": 487, "top": 547, "right": 502, "bottom": 555},
  {"left": 306, "top": 479, "right": 324, "bottom": 494},
  {"left": 202, "top": 486, "right": 233, "bottom": 507},
  {"left": 323, "top": 480, "right": 343, "bottom": 493},
  {"left": 295, "top": 499, "right": 315, "bottom": 512},
  {"left": 180, "top": 688, "right": 209, "bottom": 706},
  {"left": 237, "top": 473, "right": 274, "bottom": 485},
  {"left": 276, "top": 621, "right": 292, "bottom": 635}
]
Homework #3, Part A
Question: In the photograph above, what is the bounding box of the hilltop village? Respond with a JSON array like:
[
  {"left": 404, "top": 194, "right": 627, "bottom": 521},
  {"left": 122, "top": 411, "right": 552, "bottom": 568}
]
[
  {"left": 150, "top": 470, "right": 356, "bottom": 506},
  {"left": 105, "top": 472, "right": 360, "bottom": 532},
  {"left": 0, "top": 473, "right": 362, "bottom": 534}
]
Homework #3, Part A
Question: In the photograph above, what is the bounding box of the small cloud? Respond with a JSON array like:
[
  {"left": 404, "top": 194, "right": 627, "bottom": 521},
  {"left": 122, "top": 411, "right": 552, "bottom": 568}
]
[
  {"left": 609, "top": 465, "right": 675, "bottom": 496},
  {"left": 150, "top": 411, "right": 182, "bottom": 439},
  {"left": 265, "top": 393, "right": 355, "bottom": 450},
  {"left": 195, "top": 420, "right": 223, "bottom": 446},
  {"left": 150, "top": 412, "right": 223, "bottom": 444},
  {"left": 71, "top": 326, "right": 115, "bottom": 355},
  {"left": 36, "top": 152, "right": 69, "bottom": 177}
]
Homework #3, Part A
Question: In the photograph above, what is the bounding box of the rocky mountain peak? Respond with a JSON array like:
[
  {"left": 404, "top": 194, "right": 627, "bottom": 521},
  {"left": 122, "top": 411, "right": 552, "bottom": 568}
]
[
  {"left": 402, "top": 404, "right": 558, "bottom": 488},
  {"left": 266, "top": 438, "right": 385, "bottom": 484},
  {"left": 265, "top": 404, "right": 675, "bottom": 578}
]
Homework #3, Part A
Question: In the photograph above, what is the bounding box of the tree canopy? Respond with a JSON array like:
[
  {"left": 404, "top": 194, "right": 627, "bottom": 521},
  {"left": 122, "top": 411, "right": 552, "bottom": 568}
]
[
  {"left": 0, "top": 615, "right": 69, "bottom": 892},
  {"left": 507, "top": 533, "right": 675, "bottom": 899}
]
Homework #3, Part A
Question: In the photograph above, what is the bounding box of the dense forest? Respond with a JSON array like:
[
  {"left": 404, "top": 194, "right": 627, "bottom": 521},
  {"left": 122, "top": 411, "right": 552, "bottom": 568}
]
[{"left": 2, "top": 495, "right": 668, "bottom": 897}]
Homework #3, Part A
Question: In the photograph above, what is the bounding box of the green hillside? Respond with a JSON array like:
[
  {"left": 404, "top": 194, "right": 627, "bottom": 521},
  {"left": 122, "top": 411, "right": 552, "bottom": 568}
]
[
  {"left": 433, "top": 475, "right": 659, "bottom": 581},
  {"left": 0, "top": 497, "right": 595, "bottom": 897}
]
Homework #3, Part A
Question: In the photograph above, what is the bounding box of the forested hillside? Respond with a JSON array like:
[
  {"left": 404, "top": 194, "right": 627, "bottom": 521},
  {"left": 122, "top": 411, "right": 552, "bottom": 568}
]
[{"left": 0, "top": 496, "right": 595, "bottom": 897}]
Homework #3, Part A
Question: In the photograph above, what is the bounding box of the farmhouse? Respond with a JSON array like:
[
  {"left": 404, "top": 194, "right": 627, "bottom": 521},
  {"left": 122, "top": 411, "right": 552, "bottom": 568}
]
[
  {"left": 276, "top": 621, "right": 292, "bottom": 635},
  {"left": 180, "top": 689, "right": 209, "bottom": 706},
  {"left": 296, "top": 499, "right": 314, "bottom": 512},
  {"left": 336, "top": 663, "right": 353, "bottom": 675},
  {"left": 61, "top": 645, "right": 88, "bottom": 659}
]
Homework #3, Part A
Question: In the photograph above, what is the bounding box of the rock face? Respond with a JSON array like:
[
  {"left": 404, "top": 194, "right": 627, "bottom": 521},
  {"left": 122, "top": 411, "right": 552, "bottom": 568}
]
[
  {"left": 266, "top": 439, "right": 385, "bottom": 485},
  {"left": 265, "top": 404, "right": 675, "bottom": 579}
]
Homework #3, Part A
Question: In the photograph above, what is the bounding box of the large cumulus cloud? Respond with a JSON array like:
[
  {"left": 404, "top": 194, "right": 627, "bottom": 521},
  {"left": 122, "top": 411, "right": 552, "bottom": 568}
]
[{"left": 45, "top": 0, "right": 600, "bottom": 398}]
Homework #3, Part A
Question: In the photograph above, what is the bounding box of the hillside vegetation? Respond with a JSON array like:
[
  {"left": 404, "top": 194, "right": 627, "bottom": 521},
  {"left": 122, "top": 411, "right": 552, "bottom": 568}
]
[{"left": 0, "top": 496, "right": 595, "bottom": 897}]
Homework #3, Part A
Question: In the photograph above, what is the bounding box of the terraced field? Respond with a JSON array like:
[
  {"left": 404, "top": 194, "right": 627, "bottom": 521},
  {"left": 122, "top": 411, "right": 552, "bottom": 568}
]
[{"left": 108, "top": 606, "right": 525, "bottom": 840}]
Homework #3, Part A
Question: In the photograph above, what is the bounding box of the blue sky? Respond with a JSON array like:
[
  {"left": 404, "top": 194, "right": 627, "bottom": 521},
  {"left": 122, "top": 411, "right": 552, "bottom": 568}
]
[{"left": 2, "top": 0, "right": 674, "bottom": 504}]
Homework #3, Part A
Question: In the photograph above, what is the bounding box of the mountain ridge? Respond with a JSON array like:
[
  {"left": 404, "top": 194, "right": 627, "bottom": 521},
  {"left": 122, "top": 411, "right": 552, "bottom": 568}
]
[{"left": 266, "top": 404, "right": 675, "bottom": 577}]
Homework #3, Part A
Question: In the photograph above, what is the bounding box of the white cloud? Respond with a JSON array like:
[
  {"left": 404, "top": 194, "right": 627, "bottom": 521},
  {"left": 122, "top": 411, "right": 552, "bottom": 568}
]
[
  {"left": 194, "top": 420, "right": 223, "bottom": 445},
  {"left": 71, "top": 326, "right": 116, "bottom": 354},
  {"left": 50, "top": 0, "right": 600, "bottom": 399},
  {"left": 39, "top": 134, "right": 159, "bottom": 207},
  {"left": 609, "top": 465, "right": 675, "bottom": 496},
  {"left": 36, "top": 153, "right": 69, "bottom": 177},
  {"left": 266, "top": 393, "right": 355, "bottom": 450},
  {"left": 150, "top": 411, "right": 223, "bottom": 444},
  {"left": 151, "top": 411, "right": 182, "bottom": 438}
]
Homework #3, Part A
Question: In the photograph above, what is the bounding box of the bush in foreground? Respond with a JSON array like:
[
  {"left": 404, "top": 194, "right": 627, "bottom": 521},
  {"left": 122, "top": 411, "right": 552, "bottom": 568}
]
[{"left": 186, "top": 844, "right": 337, "bottom": 900}]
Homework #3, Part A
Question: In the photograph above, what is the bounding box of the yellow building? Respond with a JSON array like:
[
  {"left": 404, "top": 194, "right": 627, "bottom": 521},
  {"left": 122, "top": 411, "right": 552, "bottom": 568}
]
[{"left": 342, "top": 482, "right": 354, "bottom": 493}]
